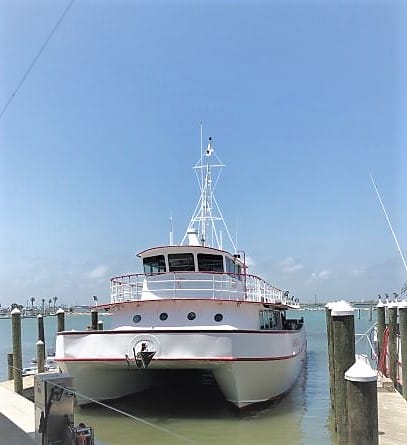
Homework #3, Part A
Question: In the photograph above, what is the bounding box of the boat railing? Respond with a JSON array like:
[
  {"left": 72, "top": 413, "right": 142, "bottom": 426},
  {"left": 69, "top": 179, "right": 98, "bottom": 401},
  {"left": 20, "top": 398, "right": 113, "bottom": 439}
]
[{"left": 110, "top": 272, "right": 284, "bottom": 304}]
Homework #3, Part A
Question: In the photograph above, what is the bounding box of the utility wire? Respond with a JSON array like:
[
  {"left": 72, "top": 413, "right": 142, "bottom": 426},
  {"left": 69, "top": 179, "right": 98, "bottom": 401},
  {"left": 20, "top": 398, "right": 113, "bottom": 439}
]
[{"left": 0, "top": 0, "right": 76, "bottom": 121}]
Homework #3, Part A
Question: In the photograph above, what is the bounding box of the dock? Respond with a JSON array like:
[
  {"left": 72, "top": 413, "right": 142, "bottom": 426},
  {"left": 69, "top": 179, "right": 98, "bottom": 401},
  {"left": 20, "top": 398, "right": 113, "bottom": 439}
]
[
  {"left": 0, "top": 376, "right": 35, "bottom": 444},
  {"left": 378, "top": 389, "right": 407, "bottom": 444}
]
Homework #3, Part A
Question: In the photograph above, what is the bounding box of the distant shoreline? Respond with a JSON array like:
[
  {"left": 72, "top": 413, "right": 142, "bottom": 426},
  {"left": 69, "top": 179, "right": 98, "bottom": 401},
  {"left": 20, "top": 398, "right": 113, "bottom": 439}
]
[{"left": 0, "top": 311, "right": 111, "bottom": 320}]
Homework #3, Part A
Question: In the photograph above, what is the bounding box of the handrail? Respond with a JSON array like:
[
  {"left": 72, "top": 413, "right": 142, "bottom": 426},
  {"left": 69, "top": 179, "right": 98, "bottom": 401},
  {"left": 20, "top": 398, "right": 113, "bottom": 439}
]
[
  {"left": 355, "top": 323, "right": 379, "bottom": 366},
  {"left": 110, "top": 271, "right": 285, "bottom": 304}
]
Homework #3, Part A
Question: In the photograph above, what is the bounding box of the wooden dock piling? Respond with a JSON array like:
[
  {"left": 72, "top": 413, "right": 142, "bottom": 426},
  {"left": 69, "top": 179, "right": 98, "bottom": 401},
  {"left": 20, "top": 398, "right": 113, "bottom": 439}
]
[
  {"left": 36, "top": 340, "right": 45, "bottom": 374},
  {"left": 331, "top": 301, "right": 355, "bottom": 442},
  {"left": 388, "top": 305, "right": 398, "bottom": 386},
  {"left": 91, "top": 309, "right": 98, "bottom": 330},
  {"left": 399, "top": 303, "right": 407, "bottom": 400},
  {"left": 7, "top": 353, "right": 13, "bottom": 380},
  {"left": 11, "top": 308, "right": 23, "bottom": 394},
  {"left": 377, "top": 302, "right": 385, "bottom": 361},
  {"left": 37, "top": 314, "right": 46, "bottom": 361},
  {"left": 56, "top": 308, "right": 65, "bottom": 332},
  {"left": 345, "top": 355, "right": 378, "bottom": 445},
  {"left": 325, "top": 303, "right": 335, "bottom": 409},
  {"left": 37, "top": 314, "right": 44, "bottom": 343}
]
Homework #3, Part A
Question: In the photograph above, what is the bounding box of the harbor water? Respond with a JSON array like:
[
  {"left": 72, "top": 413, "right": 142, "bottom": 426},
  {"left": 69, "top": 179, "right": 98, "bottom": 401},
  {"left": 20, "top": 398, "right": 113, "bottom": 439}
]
[{"left": 0, "top": 310, "right": 376, "bottom": 445}]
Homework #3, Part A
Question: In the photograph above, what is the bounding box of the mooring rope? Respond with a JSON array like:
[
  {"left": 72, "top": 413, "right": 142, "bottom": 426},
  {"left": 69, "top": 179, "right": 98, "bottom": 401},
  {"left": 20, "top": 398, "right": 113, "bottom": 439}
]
[
  {"left": 6, "top": 363, "right": 202, "bottom": 445},
  {"left": 51, "top": 380, "right": 202, "bottom": 445}
]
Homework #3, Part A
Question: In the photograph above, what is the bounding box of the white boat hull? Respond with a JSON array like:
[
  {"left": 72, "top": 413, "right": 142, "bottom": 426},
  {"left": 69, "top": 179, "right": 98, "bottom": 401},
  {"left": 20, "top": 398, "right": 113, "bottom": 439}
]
[{"left": 56, "top": 328, "right": 306, "bottom": 407}]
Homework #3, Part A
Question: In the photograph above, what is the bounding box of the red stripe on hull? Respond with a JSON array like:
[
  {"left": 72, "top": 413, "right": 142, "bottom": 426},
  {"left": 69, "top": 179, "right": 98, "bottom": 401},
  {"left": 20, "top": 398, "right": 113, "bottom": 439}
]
[
  {"left": 58, "top": 328, "right": 304, "bottom": 336},
  {"left": 56, "top": 345, "right": 306, "bottom": 364}
]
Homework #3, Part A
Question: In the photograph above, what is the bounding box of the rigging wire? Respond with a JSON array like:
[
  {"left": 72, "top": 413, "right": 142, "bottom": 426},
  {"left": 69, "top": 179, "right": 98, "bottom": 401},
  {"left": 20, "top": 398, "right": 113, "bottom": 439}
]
[
  {"left": 0, "top": 0, "right": 76, "bottom": 121},
  {"left": 370, "top": 175, "right": 407, "bottom": 276}
]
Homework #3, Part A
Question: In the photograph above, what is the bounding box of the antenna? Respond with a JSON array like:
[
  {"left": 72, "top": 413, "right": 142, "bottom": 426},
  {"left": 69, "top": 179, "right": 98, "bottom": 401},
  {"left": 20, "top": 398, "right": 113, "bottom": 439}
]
[
  {"left": 181, "top": 133, "right": 237, "bottom": 252},
  {"left": 235, "top": 217, "right": 239, "bottom": 252},
  {"left": 370, "top": 174, "right": 407, "bottom": 275},
  {"left": 169, "top": 212, "right": 174, "bottom": 246}
]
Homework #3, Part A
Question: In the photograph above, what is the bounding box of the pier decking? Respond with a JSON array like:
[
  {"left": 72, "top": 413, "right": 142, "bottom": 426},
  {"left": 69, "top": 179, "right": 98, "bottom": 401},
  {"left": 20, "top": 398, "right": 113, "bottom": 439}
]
[
  {"left": 378, "top": 389, "right": 407, "bottom": 445},
  {"left": 0, "top": 376, "right": 35, "bottom": 444}
]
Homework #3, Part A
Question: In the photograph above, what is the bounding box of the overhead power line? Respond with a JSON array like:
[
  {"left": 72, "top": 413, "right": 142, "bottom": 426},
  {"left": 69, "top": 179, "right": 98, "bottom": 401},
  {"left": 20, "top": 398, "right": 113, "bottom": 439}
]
[{"left": 0, "top": 0, "right": 76, "bottom": 121}]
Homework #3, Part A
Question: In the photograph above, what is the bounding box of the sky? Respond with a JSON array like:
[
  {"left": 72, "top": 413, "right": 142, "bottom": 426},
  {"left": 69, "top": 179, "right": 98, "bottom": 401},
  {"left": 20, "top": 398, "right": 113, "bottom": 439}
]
[{"left": 0, "top": 0, "right": 406, "bottom": 306}]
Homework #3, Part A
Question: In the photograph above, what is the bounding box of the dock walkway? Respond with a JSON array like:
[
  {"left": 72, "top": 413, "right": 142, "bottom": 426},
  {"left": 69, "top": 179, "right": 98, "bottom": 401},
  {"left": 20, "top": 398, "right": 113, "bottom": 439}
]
[
  {"left": 378, "top": 389, "right": 407, "bottom": 445},
  {"left": 0, "top": 377, "right": 35, "bottom": 444}
]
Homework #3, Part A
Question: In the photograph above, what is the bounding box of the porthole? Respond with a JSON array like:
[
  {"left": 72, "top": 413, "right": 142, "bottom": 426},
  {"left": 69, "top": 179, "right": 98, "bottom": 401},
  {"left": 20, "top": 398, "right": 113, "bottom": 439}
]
[
  {"left": 159, "top": 312, "right": 168, "bottom": 321},
  {"left": 187, "top": 312, "right": 196, "bottom": 321},
  {"left": 133, "top": 314, "right": 141, "bottom": 323},
  {"left": 214, "top": 313, "right": 223, "bottom": 322}
]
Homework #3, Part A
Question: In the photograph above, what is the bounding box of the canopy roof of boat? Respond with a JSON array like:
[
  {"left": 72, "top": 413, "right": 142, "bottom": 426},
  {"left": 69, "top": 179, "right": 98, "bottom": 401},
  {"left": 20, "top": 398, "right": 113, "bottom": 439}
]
[{"left": 137, "top": 245, "right": 247, "bottom": 269}]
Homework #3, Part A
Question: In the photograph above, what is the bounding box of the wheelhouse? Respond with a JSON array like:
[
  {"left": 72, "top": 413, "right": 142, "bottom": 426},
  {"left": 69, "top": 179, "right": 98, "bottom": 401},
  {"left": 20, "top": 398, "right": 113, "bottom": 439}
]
[
  {"left": 138, "top": 246, "right": 245, "bottom": 277},
  {"left": 110, "top": 247, "right": 284, "bottom": 304}
]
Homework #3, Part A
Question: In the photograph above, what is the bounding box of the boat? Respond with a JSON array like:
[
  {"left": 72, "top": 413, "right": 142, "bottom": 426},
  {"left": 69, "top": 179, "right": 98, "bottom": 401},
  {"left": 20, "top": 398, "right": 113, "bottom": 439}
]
[
  {"left": 23, "top": 353, "right": 59, "bottom": 376},
  {"left": 55, "top": 135, "right": 307, "bottom": 408}
]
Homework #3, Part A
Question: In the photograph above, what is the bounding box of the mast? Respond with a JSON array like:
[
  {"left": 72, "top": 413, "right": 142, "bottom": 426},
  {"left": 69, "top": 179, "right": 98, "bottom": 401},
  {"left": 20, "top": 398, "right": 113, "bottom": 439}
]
[{"left": 181, "top": 135, "right": 237, "bottom": 252}]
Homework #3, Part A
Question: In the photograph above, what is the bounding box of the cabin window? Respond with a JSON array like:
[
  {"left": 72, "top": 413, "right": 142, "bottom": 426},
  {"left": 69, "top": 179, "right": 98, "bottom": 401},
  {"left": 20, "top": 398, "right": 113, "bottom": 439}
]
[
  {"left": 214, "top": 313, "right": 223, "bottom": 322},
  {"left": 226, "top": 257, "right": 242, "bottom": 279},
  {"left": 143, "top": 255, "right": 166, "bottom": 274},
  {"left": 133, "top": 314, "right": 141, "bottom": 323},
  {"left": 259, "top": 310, "right": 280, "bottom": 330},
  {"left": 226, "top": 257, "right": 234, "bottom": 274},
  {"left": 197, "top": 254, "right": 224, "bottom": 272},
  {"left": 187, "top": 311, "right": 196, "bottom": 320},
  {"left": 168, "top": 253, "right": 195, "bottom": 272},
  {"left": 259, "top": 311, "right": 269, "bottom": 329},
  {"left": 159, "top": 312, "right": 168, "bottom": 321}
]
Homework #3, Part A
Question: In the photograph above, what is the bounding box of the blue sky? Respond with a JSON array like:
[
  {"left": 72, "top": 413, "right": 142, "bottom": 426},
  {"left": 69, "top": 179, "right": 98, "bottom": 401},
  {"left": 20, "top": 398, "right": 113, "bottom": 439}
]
[{"left": 0, "top": 0, "right": 406, "bottom": 306}]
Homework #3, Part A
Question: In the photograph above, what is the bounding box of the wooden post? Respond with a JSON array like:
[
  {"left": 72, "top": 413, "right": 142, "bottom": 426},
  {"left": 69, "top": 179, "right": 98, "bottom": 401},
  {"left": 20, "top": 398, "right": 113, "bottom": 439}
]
[
  {"left": 37, "top": 340, "right": 45, "bottom": 373},
  {"left": 56, "top": 308, "right": 65, "bottom": 332},
  {"left": 97, "top": 320, "right": 104, "bottom": 331},
  {"left": 91, "top": 309, "right": 98, "bottom": 330},
  {"left": 399, "top": 304, "right": 407, "bottom": 400},
  {"left": 37, "top": 314, "right": 46, "bottom": 360},
  {"left": 388, "top": 305, "right": 398, "bottom": 385},
  {"left": 326, "top": 303, "right": 335, "bottom": 409},
  {"left": 368, "top": 304, "right": 373, "bottom": 321},
  {"left": 376, "top": 302, "right": 386, "bottom": 361},
  {"left": 331, "top": 301, "right": 355, "bottom": 442},
  {"left": 7, "top": 353, "right": 13, "bottom": 380},
  {"left": 345, "top": 355, "right": 378, "bottom": 445},
  {"left": 11, "top": 308, "right": 23, "bottom": 394}
]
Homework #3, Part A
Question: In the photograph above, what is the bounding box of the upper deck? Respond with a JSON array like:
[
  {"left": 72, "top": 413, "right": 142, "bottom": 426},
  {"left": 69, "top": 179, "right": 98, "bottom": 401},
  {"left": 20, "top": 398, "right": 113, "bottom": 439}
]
[
  {"left": 110, "top": 271, "right": 286, "bottom": 304},
  {"left": 110, "top": 245, "right": 292, "bottom": 306}
]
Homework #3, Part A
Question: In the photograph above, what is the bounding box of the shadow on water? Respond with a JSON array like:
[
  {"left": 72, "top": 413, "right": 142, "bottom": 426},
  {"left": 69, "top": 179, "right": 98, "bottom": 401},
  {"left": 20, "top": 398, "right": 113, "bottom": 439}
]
[
  {"left": 76, "top": 368, "right": 308, "bottom": 445},
  {"left": 80, "top": 368, "right": 306, "bottom": 420}
]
